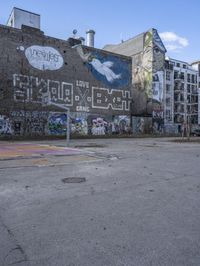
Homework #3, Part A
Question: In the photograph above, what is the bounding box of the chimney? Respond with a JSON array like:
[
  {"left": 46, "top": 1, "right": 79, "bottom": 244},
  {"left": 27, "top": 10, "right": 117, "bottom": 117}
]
[{"left": 86, "top": 29, "right": 95, "bottom": 47}]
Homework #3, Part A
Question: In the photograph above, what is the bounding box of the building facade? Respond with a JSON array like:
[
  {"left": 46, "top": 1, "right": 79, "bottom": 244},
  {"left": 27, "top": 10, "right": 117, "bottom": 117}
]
[
  {"left": 104, "top": 29, "right": 200, "bottom": 135},
  {"left": 0, "top": 8, "right": 199, "bottom": 137},
  {"left": 164, "top": 59, "right": 199, "bottom": 133},
  {"left": 0, "top": 9, "right": 132, "bottom": 137}
]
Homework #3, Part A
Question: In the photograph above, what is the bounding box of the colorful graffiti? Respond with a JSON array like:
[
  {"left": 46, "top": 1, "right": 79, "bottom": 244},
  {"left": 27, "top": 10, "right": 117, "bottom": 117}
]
[
  {"left": 152, "top": 29, "right": 166, "bottom": 53},
  {"left": 89, "top": 116, "right": 131, "bottom": 135},
  {"left": 71, "top": 118, "right": 88, "bottom": 135},
  {"left": 91, "top": 117, "right": 107, "bottom": 135},
  {"left": 153, "top": 110, "right": 164, "bottom": 133},
  {"left": 143, "top": 31, "right": 153, "bottom": 98},
  {"left": 113, "top": 116, "right": 131, "bottom": 134},
  {"left": 0, "top": 115, "right": 12, "bottom": 135},
  {"left": 132, "top": 30, "right": 153, "bottom": 99},
  {"left": 74, "top": 45, "right": 130, "bottom": 88},
  {"left": 48, "top": 113, "right": 67, "bottom": 135},
  {"left": 9, "top": 111, "right": 48, "bottom": 135},
  {"left": 132, "top": 117, "right": 145, "bottom": 134},
  {"left": 132, "top": 116, "right": 152, "bottom": 134}
]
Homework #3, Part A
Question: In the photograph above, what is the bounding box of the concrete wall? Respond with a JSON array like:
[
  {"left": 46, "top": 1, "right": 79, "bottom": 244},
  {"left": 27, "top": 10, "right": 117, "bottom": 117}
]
[{"left": 0, "top": 24, "right": 132, "bottom": 137}]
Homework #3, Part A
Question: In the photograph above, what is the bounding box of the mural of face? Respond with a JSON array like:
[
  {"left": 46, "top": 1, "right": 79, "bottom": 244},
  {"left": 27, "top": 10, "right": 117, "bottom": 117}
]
[{"left": 142, "top": 31, "right": 153, "bottom": 98}]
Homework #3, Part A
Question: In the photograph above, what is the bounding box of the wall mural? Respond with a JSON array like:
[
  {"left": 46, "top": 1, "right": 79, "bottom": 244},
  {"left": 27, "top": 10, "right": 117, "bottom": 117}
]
[
  {"left": 13, "top": 74, "right": 131, "bottom": 112},
  {"left": 152, "top": 29, "right": 166, "bottom": 53},
  {"left": 74, "top": 45, "right": 130, "bottom": 88},
  {"left": 152, "top": 29, "right": 166, "bottom": 132},
  {"left": 71, "top": 118, "right": 88, "bottom": 135},
  {"left": 152, "top": 109, "right": 164, "bottom": 133},
  {"left": 143, "top": 31, "right": 153, "bottom": 99},
  {"left": 132, "top": 30, "right": 153, "bottom": 100},
  {"left": 48, "top": 113, "right": 67, "bottom": 135},
  {"left": 132, "top": 117, "right": 145, "bottom": 134},
  {"left": 0, "top": 111, "right": 132, "bottom": 137},
  {"left": 113, "top": 116, "right": 130, "bottom": 134},
  {"left": 0, "top": 115, "right": 12, "bottom": 135},
  {"left": 9, "top": 111, "right": 49, "bottom": 135},
  {"left": 17, "top": 45, "right": 64, "bottom": 70},
  {"left": 152, "top": 71, "right": 164, "bottom": 103},
  {"left": 91, "top": 117, "right": 108, "bottom": 135},
  {"left": 89, "top": 115, "right": 130, "bottom": 135},
  {"left": 132, "top": 116, "right": 152, "bottom": 134}
]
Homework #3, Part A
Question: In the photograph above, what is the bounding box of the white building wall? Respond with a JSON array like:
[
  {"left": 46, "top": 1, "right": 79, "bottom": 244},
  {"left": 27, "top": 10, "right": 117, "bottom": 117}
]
[
  {"left": 164, "top": 58, "right": 199, "bottom": 133},
  {"left": 7, "top": 8, "right": 40, "bottom": 29}
]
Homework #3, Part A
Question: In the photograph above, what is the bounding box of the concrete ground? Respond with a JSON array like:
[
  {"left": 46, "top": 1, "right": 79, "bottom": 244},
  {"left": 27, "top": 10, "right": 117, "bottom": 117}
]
[{"left": 0, "top": 137, "right": 200, "bottom": 266}]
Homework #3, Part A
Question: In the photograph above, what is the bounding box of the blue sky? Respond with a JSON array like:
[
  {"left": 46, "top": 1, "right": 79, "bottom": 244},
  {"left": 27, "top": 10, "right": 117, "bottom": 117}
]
[{"left": 0, "top": 0, "right": 199, "bottom": 63}]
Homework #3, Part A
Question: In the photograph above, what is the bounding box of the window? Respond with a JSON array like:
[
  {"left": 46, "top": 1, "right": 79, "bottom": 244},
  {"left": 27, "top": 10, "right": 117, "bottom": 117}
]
[
  {"left": 166, "top": 97, "right": 171, "bottom": 105},
  {"left": 180, "top": 72, "right": 184, "bottom": 80},
  {"left": 165, "top": 110, "right": 171, "bottom": 121},
  {"left": 166, "top": 71, "right": 171, "bottom": 81},
  {"left": 176, "top": 63, "right": 180, "bottom": 67},
  {"left": 187, "top": 84, "right": 191, "bottom": 93},
  {"left": 191, "top": 75, "right": 196, "bottom": 84},
  {"left": 183, "top": 64, "right": 186, "bottom": 69},
  {"left": 174, "top": 71, "right": 179, "bottom": 79},
  {"left": 166, "top": 84, "right": 171, "bottom": 94}
]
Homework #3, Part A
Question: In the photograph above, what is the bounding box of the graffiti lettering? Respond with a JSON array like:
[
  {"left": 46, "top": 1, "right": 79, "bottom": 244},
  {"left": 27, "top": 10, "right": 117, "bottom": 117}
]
[
  {"left": 24, "top": 45, "right": 64, "bottom": 70},
  {"left": 13, "top": 74, "right": 131, "bottom": 112},
  {"left": 92, "top": 87, "right": 131, "bottom": 111},
  {"left": 76, "top": 80, "right": 89, "bottom": 89},
  {"left": 76, "top": 106, "right": 89, "bottom": 112},
  {"left": 13, "top": 74, "right": 73, "bottom": 106}
]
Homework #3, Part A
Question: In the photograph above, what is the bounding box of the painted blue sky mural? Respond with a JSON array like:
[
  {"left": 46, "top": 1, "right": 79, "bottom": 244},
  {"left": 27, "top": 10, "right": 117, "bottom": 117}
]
[{"left": 85, "top": 52, "right": 130, "bottom": 88}]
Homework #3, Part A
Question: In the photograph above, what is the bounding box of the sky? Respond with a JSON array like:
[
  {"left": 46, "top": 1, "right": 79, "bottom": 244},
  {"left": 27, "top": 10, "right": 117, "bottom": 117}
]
[{"left": 0, "top": 0, "right": 199, "bottom": 63}]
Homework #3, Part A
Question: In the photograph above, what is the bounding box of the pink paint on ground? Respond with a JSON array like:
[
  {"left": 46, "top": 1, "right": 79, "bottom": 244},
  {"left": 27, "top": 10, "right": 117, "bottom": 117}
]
[{"left": 0, "top": 143, "right": 81, "bottom": 158}]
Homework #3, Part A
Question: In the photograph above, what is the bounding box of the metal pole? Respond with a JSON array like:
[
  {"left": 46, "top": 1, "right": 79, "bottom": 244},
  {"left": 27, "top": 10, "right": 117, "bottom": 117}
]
[{"left": 66, "top": 108, "right": 70, "bottom": 146}]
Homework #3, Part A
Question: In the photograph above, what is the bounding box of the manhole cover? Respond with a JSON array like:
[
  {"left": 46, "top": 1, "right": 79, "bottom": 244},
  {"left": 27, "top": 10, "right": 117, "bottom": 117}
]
[{"left": 61, "top": 177, "right": 86, "bottom": 183}]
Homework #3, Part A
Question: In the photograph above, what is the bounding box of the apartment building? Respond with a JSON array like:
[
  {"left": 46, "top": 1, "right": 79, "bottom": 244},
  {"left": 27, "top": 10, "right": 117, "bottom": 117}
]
[{"left": 164, "top": 58, "right": 199, "bottom": 133}]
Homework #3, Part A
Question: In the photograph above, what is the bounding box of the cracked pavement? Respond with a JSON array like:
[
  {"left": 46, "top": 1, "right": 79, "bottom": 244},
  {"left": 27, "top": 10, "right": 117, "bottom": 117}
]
[{"left": 0, "top": 138, "right": 200, "bottom": 265}]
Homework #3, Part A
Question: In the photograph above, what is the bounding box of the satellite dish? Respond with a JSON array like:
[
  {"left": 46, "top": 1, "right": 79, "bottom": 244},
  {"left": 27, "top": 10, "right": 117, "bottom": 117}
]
[{"left": 73, "top": 29, "right": 77, "bottom": 35}]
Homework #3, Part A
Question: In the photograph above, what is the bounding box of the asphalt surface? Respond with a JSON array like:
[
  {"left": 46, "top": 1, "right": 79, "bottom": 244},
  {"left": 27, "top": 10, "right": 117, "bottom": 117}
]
[{"left": 0, "top": 138, "right": 200, "bottom": 266}]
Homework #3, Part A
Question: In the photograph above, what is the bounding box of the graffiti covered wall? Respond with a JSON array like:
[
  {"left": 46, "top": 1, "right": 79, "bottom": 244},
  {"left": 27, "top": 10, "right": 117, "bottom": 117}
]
[
  {"left": 0, "top": 115, "right": 12, "bottom": 135},
  {"left": 132, "top": 116, "right": 152, "bottom": 134},
  {"left": 0, "top": 24, "right": 132, "bottom": 137}
]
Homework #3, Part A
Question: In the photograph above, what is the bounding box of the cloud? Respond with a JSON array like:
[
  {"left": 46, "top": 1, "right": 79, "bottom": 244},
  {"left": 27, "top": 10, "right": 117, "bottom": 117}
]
[{"left": 159, "top": 32, "right": 189, "bottom": 52}]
